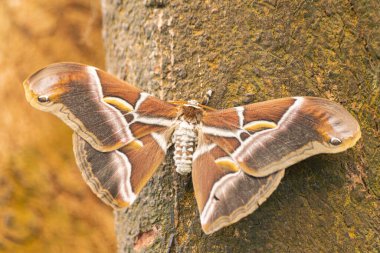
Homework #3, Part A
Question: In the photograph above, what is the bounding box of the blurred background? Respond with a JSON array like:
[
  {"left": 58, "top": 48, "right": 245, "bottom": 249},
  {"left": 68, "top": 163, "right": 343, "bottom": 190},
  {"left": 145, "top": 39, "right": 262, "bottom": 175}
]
[{"left": 0, "top": 1, "right": 116, "bottom": 252}]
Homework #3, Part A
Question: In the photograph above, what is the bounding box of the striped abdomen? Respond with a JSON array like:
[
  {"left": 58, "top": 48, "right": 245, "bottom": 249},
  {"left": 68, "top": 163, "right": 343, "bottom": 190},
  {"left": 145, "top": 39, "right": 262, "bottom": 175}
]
[{"left": 172, "top": 121, "right": 197, "bottom": 175}]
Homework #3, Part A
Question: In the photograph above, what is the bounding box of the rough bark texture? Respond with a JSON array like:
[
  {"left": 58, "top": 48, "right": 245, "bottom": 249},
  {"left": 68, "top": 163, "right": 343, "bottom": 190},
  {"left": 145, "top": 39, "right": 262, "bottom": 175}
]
[{"left": 102, "top": 0, "right": 379, "bottom": 252}]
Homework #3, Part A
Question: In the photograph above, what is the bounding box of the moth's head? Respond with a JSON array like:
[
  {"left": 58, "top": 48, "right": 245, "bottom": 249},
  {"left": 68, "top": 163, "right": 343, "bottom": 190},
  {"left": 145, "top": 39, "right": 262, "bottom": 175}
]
[
  {"left": 23, "top": 62, "right": 95, "bottom": 111},
  {"left": 178, "top": 100, "right": 204, "bottom": 123}
]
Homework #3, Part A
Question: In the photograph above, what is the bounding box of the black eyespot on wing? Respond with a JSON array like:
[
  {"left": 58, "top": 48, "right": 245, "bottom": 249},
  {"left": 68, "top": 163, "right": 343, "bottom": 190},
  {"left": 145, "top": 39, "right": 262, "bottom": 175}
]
[
  {"left": 37, "top": 95, "right": 50, "bottom": 103},
  {"left": 330, "top": 137, "right": 342, "bottom": 146}
]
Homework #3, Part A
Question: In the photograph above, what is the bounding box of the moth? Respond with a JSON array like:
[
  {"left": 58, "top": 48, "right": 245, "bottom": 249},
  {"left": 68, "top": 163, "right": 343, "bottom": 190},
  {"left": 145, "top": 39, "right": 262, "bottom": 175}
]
[{"left": 23, "top": 62, "right": 361, "bottom": 234}]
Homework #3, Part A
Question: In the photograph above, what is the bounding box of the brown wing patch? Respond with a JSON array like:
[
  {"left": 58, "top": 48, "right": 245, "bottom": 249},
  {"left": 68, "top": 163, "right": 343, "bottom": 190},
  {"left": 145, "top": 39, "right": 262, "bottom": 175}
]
[
  {"left": 203, "top": 135, "right": 241, "bottom": 154},
  {"left": 192, "top": 144, "right": 237, "bottom": 213},
  {"left": 119, "top": 133, "right": 169, "bottom": 194},
  {"left": 129, "top": 122, "right": 169, "bottom": 139},
  {"left": 201, "top": 108, "right": 240, "bottom": 129},
  {"left": 201, "top": 97, "right": 296, "bottom": 130},
  {"left": 137, "top": 96, "right": 179, "bottom": 118},
  {"left": 242, "top": 97, "right": 296, "bottom": 124},
  {"left": 96, "top": 68, "right": 142, "bottom": 107}
]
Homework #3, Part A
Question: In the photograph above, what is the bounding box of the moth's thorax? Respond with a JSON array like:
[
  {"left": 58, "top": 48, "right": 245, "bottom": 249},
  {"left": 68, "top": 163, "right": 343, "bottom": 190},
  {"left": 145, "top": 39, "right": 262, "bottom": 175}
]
[
  {"left": 180, "top": 100, "right": 204, "bottom": 123},
  {"left": 172, "top": 102, "right": 203, "bottom": 175}
]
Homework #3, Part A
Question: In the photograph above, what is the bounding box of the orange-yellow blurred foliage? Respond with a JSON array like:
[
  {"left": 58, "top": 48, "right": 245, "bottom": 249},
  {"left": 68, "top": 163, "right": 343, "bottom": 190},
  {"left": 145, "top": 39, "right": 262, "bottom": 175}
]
[{"left": 0, "top": 1, "right": 116, "bottom": 252}]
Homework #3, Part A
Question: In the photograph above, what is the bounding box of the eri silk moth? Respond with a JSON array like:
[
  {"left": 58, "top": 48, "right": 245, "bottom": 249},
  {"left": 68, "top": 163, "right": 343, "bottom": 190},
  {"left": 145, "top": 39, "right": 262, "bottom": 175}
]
[{"left": 23, "top": 62, "right": 361, "bottom": 234}]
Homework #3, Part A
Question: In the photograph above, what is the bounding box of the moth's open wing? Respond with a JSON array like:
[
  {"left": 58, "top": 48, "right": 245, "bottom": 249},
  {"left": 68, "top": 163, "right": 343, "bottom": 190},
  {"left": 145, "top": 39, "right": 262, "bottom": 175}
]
[
  {"left": 24, "top": 62, "right": 179, "bottom": 208},
  {"left": 201, "top": 97, "right": 361, "bottom": 177},
  {"left": 73, "top": 129, "right": 172, "bottom": 208},
  {"left": 192, "top": 138, "right": 284, "bottom": 234},
  {"left": 193, "top": 97, "right": 361, "bottom": 234},
  {"left": 23, "top": 62, "right": 179, "bottom": 152}
]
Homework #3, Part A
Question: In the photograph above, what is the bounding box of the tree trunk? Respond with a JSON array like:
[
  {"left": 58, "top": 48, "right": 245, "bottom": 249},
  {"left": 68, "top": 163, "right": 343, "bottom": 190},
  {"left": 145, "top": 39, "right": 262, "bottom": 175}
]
[{"left": 101, "top": 0, "right": 379, "bottom": 252}]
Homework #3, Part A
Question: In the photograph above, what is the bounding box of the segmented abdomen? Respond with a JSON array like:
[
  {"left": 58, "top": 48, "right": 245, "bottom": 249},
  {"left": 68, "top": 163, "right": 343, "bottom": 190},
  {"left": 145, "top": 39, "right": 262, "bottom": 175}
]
[{"left": 172, "top": 121, "right": 197, "bottom": 175}]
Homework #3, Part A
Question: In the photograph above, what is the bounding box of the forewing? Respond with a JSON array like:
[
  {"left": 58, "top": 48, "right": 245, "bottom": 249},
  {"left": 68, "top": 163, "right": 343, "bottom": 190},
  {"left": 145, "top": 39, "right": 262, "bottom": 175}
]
[
  {"left": 201, "top": 97, "right": 361, "bottom": 177},
  {"left": 23, "top": 62, "right": 179, "bottom": 152}
]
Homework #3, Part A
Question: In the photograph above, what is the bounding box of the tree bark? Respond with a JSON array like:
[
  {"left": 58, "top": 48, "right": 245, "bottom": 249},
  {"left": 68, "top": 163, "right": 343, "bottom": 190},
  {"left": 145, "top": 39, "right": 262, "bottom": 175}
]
[{"left": 101, "top": 0, "right": 379, "bottom": 252}]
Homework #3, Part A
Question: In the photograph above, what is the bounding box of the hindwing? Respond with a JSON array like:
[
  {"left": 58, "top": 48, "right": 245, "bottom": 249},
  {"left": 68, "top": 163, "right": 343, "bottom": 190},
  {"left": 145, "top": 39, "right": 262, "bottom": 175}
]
[{"left": 73, "top": 130, "right": 172, "bottom": 208}]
